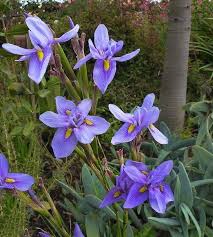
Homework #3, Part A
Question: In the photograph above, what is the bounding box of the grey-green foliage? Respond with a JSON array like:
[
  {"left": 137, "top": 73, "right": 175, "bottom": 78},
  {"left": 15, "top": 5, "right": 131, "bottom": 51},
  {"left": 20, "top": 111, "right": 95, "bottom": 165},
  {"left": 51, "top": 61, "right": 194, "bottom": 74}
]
[
  {"left": 57, "top": 99, "right": 213, "bottom": 237},
  {"left": 58, "top": 165, "right": 119, "bottom": 237}
]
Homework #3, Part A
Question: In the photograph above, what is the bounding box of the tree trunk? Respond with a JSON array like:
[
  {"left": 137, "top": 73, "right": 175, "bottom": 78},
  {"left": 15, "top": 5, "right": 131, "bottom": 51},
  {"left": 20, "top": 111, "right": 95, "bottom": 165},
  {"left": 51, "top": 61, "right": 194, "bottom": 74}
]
[{"left": 159, "top": 0, "right": 192, "bottom": 131}]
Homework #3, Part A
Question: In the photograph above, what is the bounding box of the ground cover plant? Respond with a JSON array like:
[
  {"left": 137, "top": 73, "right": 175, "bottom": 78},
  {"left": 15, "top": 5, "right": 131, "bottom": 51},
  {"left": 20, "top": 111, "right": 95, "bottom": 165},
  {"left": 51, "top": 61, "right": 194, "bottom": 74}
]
[{"left": 0, "top": 0, "right": 212, "bottom": 237}]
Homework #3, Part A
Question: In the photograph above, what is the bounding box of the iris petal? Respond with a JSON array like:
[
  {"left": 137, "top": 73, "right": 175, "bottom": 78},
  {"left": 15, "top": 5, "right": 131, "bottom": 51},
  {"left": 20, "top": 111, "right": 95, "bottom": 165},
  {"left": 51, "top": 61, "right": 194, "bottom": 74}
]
[
  {"left": 0, "top": 154, "right": 9, "bottom": 178},
  {"left": 39, "top": 111, "right": 69, "bottom": 128},
  {"left": 148, "top": 124, "right": 168, "bottom": 144},
  {"left": 99, "top": 187, "right": 124, "bottom": 208},
  {"left": 112, "top": 49, "right": 140, "bottom": 62},
  {"left": 84, "top": 116, "right": 110, "bottom": 135},
  {"left": 56, "top": 24, "right": 79, "bottom": 43},
  {"left": 52, "top": 128, "right": 78, "bottom": 158},
  {"left": 94, "top": 24, "right": 109, "bottom": 50},
  {"left": 124, "top": 183, "right": 148, "bottom": 208},
  {"left": 2, "top": 43, "right": 35, "bottom": 55},
  {"left": 93, "top": 59, "right": 116, "bottom": 94},
  {"left": 109, "top": 104, "right": 134, "bottom": 123}
]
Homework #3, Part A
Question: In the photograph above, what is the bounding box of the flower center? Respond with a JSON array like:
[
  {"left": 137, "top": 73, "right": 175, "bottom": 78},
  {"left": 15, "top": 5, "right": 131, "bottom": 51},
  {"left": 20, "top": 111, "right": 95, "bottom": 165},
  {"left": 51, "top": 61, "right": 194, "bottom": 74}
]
[
  {"left": 113, "top": 191, "right": 121, "bottom": 198},
  {"left": 37, "top": 50, "right": 44, "bottom": 61},
  {"left": 5, "top": 178, "right": 15, "bottom": 183},
  {"left": 66, "top": 110, "right": 72, "bottom": 115},
  {"left": 65, "top": 128, "right": 73, "bottom": 139},
  {"left": 128, "top": 124, "right": 136, "bottom": 133},
  {"left": 141, "top": 171, "right": 148, "bottom": 175},
  {"left": 104, "top": 60, "right": 110, "bottom": 71},
  {"left": 139, "top": 185, "right": 147, "bottom": 193},
  {"left": 84, "top": 119, "right": 93, "bottom": 126},
  {"left": 159, "top": 184, "right": 164, "bottom": 192},
  {"left": 149, "top": 124, "right": 155, "bottom": 130}
]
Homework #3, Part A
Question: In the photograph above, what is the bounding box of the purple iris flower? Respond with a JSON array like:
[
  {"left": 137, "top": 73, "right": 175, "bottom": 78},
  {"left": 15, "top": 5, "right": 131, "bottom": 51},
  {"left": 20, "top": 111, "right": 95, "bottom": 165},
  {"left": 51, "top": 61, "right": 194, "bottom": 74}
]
[
  {"left": 2, "top": 16, "right": 79, "bottom": 84},
  {"left": 39, "top": 96, "right": 110, "bottom": 159},
  {"left": 74, "top": 24, "right": 140, "bottom": 94},
  {"left": 123, "top": 160, "right": 174, "bottom": 213},
  {"left": 39, "top": 232, "right": 50, "bottom": 237},
  {"left": 99, "top": 160, "right": 146, "bottom": 208},
  {"left": 109, "top": 93, "right": 168, "bottom": 145},
  {"left": 0, "top": 153, "right": 34, "bottom": 191},
  {"left": 74, "top": 224, "right": 84, "bottom": 237}
]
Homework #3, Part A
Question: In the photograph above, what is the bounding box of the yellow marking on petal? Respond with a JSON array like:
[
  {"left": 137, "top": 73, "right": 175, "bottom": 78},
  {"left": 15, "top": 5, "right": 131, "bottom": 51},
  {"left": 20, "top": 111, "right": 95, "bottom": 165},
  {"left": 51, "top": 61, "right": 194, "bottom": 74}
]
[
  {"left": 66, "top": 110, "right": 71, "bottom": 115},
  {"left": 65, "top": 128, "right": 73, "bottom": 139},
  {"left": 139, "top": 186, "right": 147, "bottom": 193},
  {"left": 113, "top": 191, "right": 121, "bottom": 198},
  {"left": 141, "top": 171, "right": 148, "bottom": 175},
  {"left": 128, "top": 124, "right": 136, "bottom": 133},
  {"left": 160, "top": 184, "right": 164, "bottom": 192},
  {"left": 104, "top": 59, "right": 110, "bottom": 71},
  {"left": 149, "top": 124, "right": 155, "bottom": 130},
  {"left": 37, "top": 50, "right": 44, "bottom": 61},
  {"left": 5, "top": 178, "right": 15, "bottom": 183},
  {"left": 84, "top": 119, "right": 93, "bottom": 126}
]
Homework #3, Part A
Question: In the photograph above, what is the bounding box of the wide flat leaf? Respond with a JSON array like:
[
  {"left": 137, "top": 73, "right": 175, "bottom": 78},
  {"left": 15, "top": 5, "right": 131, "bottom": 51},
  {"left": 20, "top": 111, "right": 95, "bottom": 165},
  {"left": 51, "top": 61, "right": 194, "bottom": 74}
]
[
  {"left": 85, "top": 213, "right": 100, "bottom": 237},
  {"left": 192, "top": 145, "right": 213, "bottom": 171},
  {"left": 178, "top": 162, "right": 193, "bottom": 208}
]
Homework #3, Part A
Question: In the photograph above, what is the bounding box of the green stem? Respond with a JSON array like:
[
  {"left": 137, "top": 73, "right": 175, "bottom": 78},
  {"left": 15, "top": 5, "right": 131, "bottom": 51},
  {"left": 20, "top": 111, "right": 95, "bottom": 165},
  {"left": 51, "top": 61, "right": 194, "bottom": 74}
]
[
  {"left": 79, "top": 63, "right": 89, "bottom": 98},
  {"left": 65, "top": 77, "right": 81, "bottom": 101},
  {"left": 131, "top": 144, "right": 138, "bottom": 161},
  {"left": 123, "top": 209, "right": 128, "bottom": 237},
  {"left": 56, "top": 43, "right": 77, "bottom": 81},
  {"left": 116, "top": 210, "right": 122, "bottom": 237}
]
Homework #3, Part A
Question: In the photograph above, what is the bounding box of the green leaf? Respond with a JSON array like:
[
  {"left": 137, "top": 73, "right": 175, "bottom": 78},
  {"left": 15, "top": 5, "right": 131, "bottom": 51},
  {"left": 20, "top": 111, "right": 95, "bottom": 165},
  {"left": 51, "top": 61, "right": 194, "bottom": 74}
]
[
  {"left": 136, "top": 223, "right": 156, "bottom": 237},
  {"left": 85, "top": 213, "right": 100, "bottom": 237},
  {"left": 192, "top": 145, "right": 213, "bottom": 171},
  {"left": 169, "top": 229, "right": 184, "bottom": 237},
  {"left": 181, "top": 203, "right": 201, "bottom": 237},
  {"left": 159, "top": 121, "right": 171, "bottom": 139},
  {"left": 191, "top": 179, "right": 213, "bottom": 187},
  {"left": 10, "top": 126, "right": 23, "bottom": 136},
  {"left": 180, "top": 203, "right": 190, "bottom": 225},
  {"left": 5, "top": 24, "right": 28, "bottom": 36},
  {"left": 82, "top": 164, "right": 95, "bottom": 195},
  {"left": 23, "top": 122, "right": 35, "bottom": 137},
  {"left": 84, "top": 194, "right": 116, "bottom": 220},
  {"left": 178, "top": 162, "right": 193, "bottom": 208},
  {"left": 127, "top": 224, "right": 134, "bottom": 237},
  {"left": 38, "top": 89, "right": 51, "bottom": 98},
  {"left": 57, "top": 180, "right": 83, "bottom": 201},
  {"left": 148, "top": 217, "right": 180, "bottom": 230}
]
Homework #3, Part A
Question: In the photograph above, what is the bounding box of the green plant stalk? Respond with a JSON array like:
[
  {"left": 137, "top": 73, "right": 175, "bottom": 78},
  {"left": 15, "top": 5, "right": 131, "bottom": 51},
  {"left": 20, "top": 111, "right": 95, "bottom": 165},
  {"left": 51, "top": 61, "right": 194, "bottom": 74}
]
[
  {"left": 41, "top": 181, "right": 67, "bottom": 233},
  {"left": 116, "top": 210, "right": 122, "bottom": 237},
  {"left": 79, "top": 63, "right": 89, "bottom": 98},
  {"left": 92, "top": 86, "right": 99, "bottom": 115},
  {"left": 123, "top": 209, "right": 128, "bottom": 237},
  {"left": 56, "top": 43, "right": 77, "bottom": 81},
  {"left": 75, "top": 146, "right": 106, "bottom": 188},
  {"left": 65, "top": 77, "right": 81, "bottom": 101},
  {"left": 131, "top": 145, "right": 138, "bottom": 161}
]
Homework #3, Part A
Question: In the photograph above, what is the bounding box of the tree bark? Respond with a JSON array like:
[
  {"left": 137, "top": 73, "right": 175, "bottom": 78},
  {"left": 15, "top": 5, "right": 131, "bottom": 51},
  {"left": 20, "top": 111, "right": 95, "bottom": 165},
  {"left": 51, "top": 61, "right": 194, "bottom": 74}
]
[{"left": 159, "top": 0, "right": 192, "bottom": 131}]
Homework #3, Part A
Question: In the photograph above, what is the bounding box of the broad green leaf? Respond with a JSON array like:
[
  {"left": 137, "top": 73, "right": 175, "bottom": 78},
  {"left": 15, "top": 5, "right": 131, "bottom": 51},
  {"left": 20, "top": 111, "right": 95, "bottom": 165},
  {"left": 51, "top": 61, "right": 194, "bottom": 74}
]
[
  {"left": 82, "top": 164, "right": 95, "bottom": 195},
  {"left": 57, "top": 180, "right": 83, "bottom": 201},
  {"left": 181, "top": 203, "right": 201, "bottom": 237},
  {"left": 192, "top": 145, "right": 213, "bottom": 171},
  {"left": 85, "top": 213, "right": 100, "bottom": 237},
  {"left": 84, "top": 194, "right": 116, "bottom": 220},
  {"left": 148, "top": 217, "right": 180, "bottom": 230},
  {"left": 178, "top": 162, "right": 193, "bottom": 208},
  {"left": 180, "top": 203, "right": 190, "bottom": 225},
  {"left": 191, "top": 179, "right": 213, "bottom": 187}
]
